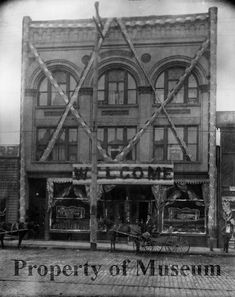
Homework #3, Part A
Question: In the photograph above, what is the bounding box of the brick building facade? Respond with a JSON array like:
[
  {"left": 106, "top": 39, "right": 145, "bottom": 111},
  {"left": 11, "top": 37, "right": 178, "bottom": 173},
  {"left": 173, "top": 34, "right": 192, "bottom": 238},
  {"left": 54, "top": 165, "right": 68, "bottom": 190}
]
[
  {"left": 0, "top": 145, "right": 19, "bottom": 223},
  {"left": 20, "top": 7, "right": 218, "bottom": 246}
]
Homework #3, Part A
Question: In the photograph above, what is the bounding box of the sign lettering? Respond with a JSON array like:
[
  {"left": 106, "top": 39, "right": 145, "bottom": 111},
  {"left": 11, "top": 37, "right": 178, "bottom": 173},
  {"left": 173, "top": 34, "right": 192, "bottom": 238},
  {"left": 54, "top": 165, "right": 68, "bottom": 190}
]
[{"left": 72, "top": 164, "right": 174, "bottom": 185}]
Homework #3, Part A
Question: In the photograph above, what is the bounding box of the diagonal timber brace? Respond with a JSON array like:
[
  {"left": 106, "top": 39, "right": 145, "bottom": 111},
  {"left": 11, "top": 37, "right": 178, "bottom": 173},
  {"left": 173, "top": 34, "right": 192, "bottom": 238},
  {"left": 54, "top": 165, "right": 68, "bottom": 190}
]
[
  {"left": 115, "top": 18, "right": 193, "bottom": 161},
  {"left": 29, "top": 18, "right": 114, "bottom": 162},
  {"left": 114, "top": 31, "right": 209, "bottom": 162}
]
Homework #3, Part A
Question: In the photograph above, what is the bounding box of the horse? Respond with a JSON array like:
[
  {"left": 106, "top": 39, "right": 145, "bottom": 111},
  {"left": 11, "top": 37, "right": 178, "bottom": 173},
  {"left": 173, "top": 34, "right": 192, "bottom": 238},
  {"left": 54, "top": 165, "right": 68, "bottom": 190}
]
[
  {"left": 103, "top": 219, "right": 142, "bottom": 252},
  {"left": 0, "top": 221, "right": 40, "bottom": 249}
]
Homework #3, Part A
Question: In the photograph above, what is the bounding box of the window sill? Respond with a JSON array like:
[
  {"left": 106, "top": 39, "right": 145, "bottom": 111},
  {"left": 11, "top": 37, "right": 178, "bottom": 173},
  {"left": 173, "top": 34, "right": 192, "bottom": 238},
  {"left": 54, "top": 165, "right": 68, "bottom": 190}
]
[
  {"left": 32, "top": 161, "right": 77, "bottom": 164},
  {"left": 35, "top": 105, "right": 68, "bottom": 110},
  {"left": 98, "top": 104, "right": 138, "bottom": 109},
  {"left": 152, "top": 103, "right": 200, "bottom": 108},
  {"left": 152, "top": 160, "right": 201, "bottom": 164}
]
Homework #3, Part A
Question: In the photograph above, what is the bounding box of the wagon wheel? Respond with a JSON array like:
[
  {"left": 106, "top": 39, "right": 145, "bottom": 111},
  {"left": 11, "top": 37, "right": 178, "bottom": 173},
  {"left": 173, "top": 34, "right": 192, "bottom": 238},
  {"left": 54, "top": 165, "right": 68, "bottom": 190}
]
[
  {"left": 174, "top": 236, "right": 190, "bottom": 254},
  {"left": 150, "top": 238, "right": 163, "bottom": 254},
  {"left": 164, "top": 236, "right": 178, "bottom": 254},
  {"left": 141, "top": 238, "right": 154, "bottom": 254}
]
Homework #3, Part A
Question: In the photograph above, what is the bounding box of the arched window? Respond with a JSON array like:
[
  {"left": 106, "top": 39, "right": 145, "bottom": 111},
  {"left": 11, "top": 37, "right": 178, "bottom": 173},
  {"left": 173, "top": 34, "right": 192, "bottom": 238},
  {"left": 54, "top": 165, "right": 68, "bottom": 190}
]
[
  {"left": 155, "top": 66, "right": 199, "bottom": 104},
  {"left": 98, "top": 69, "right": 137, "bottom": 105},
  {"left": 38, "top": 70, "right": 77, "bottom": 106}
]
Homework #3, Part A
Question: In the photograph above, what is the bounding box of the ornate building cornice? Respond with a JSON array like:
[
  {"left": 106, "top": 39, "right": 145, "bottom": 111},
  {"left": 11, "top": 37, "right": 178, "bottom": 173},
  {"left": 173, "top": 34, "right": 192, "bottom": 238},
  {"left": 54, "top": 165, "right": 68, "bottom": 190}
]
[{"left": 29, "top": 13, "right": 209, "bottom": 45}]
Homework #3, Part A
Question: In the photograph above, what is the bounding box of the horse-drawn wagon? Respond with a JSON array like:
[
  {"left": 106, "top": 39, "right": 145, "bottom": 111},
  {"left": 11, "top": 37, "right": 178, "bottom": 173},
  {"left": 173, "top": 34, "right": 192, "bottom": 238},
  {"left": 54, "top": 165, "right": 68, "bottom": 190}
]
[{"left": 107, "top": 222, "right": 190, "bottom": 255}]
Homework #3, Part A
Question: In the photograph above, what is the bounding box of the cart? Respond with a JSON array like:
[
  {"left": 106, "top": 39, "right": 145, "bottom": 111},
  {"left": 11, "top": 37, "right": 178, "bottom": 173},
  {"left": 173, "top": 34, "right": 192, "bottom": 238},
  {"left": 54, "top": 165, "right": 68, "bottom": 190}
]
[{"left": 136, "top": 232, "right": 190, "bottom": 255}]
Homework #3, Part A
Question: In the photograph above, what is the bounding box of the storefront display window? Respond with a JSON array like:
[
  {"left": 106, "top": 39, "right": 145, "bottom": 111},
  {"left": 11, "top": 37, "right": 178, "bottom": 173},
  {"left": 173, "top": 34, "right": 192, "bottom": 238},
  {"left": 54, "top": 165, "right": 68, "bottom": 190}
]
[
  {"left": 162, "top": 183, "right": 206, "bottom": 233},
  {"left": 50, "top": 183, "right": 90, "bottom": 232}
]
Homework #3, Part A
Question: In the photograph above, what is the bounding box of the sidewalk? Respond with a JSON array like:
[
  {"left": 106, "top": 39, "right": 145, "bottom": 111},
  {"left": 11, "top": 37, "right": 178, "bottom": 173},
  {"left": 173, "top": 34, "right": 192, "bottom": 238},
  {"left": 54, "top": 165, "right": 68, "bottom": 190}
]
[{"left": 4, "top": 238, "right": 235, "bottom": 256}]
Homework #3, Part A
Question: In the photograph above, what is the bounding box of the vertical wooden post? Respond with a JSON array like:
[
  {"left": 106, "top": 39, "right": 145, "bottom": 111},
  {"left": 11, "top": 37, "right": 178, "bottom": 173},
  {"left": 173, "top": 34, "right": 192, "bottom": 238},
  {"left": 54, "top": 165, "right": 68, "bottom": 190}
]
[
  {"left": 208, "top": 7, "right": 217, "bottom": 251},
  {"left": 90, "top": 2, "right": 100, "bottom": 250},
  {"left": 19, "top": 16, "right": 31, "bottom": 222}
]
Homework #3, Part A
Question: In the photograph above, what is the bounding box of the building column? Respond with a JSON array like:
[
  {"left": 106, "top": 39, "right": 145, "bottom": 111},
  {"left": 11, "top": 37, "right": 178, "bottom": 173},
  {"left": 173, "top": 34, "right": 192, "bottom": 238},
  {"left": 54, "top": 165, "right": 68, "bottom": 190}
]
[
  {"left": 19, "top": 16, "right": 31, "bottom": 222},
  {"left": 208, "top": 7, "right": 218, "bottom": 250}
]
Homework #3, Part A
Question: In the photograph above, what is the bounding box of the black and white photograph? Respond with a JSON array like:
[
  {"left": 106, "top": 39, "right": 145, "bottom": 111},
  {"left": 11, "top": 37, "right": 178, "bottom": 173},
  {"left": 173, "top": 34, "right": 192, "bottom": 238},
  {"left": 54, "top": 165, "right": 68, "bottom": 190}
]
[{"left": 0, "top": 0, "right": 235, "bottom": 296}]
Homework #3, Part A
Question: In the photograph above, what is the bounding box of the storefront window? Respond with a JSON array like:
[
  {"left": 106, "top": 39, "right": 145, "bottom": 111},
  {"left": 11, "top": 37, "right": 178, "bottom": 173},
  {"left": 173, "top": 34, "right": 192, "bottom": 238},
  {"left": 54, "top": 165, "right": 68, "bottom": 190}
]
[
  {"left": 162, "top": 183, "right": 205, "bottom": 233},
  {"left": 50, "top": 184, "right": 90, "bottom": 232},
  {"left": 99, "top": 185, "right": 157, "bottom": 228}
]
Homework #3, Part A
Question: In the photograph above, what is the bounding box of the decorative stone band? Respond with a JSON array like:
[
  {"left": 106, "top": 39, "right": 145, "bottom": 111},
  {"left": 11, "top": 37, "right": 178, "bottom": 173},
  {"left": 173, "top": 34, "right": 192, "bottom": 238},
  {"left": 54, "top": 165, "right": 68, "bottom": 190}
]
[
  {"left": 29, "top": 19, "right": 114, "bottom": 162},
  {"left": 115, "top": 36, "right": 210, "bottom": 162},
  {"left": 29, "top": 13, "right": 209, "bottom": 29}
]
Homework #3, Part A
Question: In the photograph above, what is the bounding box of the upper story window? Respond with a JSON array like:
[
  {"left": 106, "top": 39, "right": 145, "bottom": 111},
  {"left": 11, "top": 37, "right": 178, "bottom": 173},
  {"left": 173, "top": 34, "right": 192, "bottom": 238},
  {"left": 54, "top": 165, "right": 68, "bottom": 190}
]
[
  {"left": 36, "top": 127, "right": 78, "bottom": 161},
  {"left": 155, "top": 67, "right": 199, "bottom": 104},
  {"left": 98, "top": 69, "right": 137, "bottom": 105},
  {"left": 97, "top": 127, "right": 137, "bottom": 160},
  {"left": 154, "top": 126, "right": 198, "bottom": 162},
  {"left": 38, "top": 70, "right": 77, "bottom": 106}
]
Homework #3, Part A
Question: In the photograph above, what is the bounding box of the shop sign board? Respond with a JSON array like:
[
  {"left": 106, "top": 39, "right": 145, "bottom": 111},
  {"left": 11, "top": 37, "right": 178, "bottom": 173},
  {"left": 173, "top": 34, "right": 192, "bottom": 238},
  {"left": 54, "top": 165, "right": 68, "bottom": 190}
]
[{"left": 72, "top": 164, "right": 174, "bottom": 185}]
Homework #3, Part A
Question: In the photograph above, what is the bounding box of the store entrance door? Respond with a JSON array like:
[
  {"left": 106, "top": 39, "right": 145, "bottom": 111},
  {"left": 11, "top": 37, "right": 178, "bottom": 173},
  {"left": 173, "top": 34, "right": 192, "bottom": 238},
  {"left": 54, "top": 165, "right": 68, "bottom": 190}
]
[{"left": 28, "top": 178, "right": 47, "bottom": 239}]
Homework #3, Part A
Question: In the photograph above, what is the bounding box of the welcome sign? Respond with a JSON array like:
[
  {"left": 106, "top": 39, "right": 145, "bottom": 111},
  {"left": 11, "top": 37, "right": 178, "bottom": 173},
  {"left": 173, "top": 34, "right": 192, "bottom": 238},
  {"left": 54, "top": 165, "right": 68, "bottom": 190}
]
[{"left": 72, "top": 164, "right": 174, "bottom": 185}]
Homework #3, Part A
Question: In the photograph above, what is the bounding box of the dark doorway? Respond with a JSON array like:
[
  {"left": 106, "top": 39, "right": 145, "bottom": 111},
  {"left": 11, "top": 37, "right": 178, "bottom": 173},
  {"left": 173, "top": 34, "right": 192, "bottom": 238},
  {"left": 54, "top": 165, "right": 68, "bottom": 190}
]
[{"left": 28, "top": 178, "right": 47, "bottom": 238}]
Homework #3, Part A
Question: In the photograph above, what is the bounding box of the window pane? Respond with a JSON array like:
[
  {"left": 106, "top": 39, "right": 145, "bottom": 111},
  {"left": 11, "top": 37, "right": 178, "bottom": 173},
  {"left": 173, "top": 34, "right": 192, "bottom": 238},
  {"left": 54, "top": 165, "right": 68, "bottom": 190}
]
[
  {"left": 98, "top": 74, "right": 105, "bottom": 90},
  {"left": 108, "top": 128, "right": 115, "bottom": 143},
  {"left": 127, "top": 128, "right": 136, "bottom": 140},
  {"left": 98, "top": 91, "right": 105, "bottom": 102},
  {"left": 97, "top": 128, "right": 104, "bottom": 142},
  {"left": 167, "top": 145, "right": 183, "bottom": 160},
  {"left": 53, "top": 144, "right": 66, "bottom": 161},
  {"left": 128, "top": 74, "right": 136, "bottom": 89},
  {"left": 188, "top": 88, "right": 198, "bottom": 99},
  {"left": 69, "top": 129, "right": 77, "bottom": 143},
  {"left": 68, "top": 145, "right": 77, "bottom": 161},
  {"left": 173, "top": 87, "right": 184, "bottom": 103},
  {"left": 168, "top": 80, "right": 178, "bottom": 91},
  {"left": 154, "top": 146, "right": 164, "bottom": 161},
  {"left": 128, "top": 90, "right": 136, "bottom": 104},
  {"left": 39, "top": 92, "right": 48, "bottom": 106},
  {"left": 188, "top": 144, "right": 197, "bottom": 161},
  {"left": 154, "top": 128, "right": 164, "bottom": 143},
  {"left": 38, "top": 129, "right": 51, "bottom": 145},
  {"left": 188, "top": 75, "right": 197, "bottom": 87},
  {"left": 36, "top": 145, "right": 45, "bottom": 161},
  {"left": 70, "top": 76, "right": 77, "bottom": 90},
  {"left": 108, "top": 70, "right": 124, "bottom": 81},
  {"left": 156, "top": 73, "right": 164, "bottom": 88},
  {"left": 188, "top": 127, "right": 197, "bottom": 144},
  {"left": 51, "top": 94, "right": 65, "bottom": 105},
  {"left": 54, "top": 71, "right": 66, "bottom": 83},
  {"left": 168, "top": 68, "right": 184, "bottom": 80},
  {"left": 108, "top": 82, "right": 116, "bottom": 104},
  {"left": 155, "top": 89, "right": 164, "bottom": 103},
  {"left": 39, "top": 78, "right": 47, "bottom": 91},
  {"left": 116, "top": 128, "right": 123, "bottom": 141},
  {"left": 58, "top": 130, "right": 65, "bottom": 143},
  {"left": 168, "top": 128, "right": 184, "bottom": 144}
]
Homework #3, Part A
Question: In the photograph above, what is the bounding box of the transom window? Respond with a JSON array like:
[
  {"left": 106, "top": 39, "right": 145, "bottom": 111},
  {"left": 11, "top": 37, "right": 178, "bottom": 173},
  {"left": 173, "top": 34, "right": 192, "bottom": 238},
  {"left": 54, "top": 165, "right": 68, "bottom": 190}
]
[
  {"left": 98, "top": 69, "right": 137, "bottom": 105},
  {"left": 36, "top": 128, "right": 78, "bottom": 161},
  {"left": 154, "top": 126, "right": 198, "bottom": 161},
  {"left": 155, "top": 67, "right": 199, "bottom": 104},
  {"left": 97, "top": 127, "right": 137, "bottom": 160},
  {"left": 38, "top": 70, "right": 77, "bottom": 106}
]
